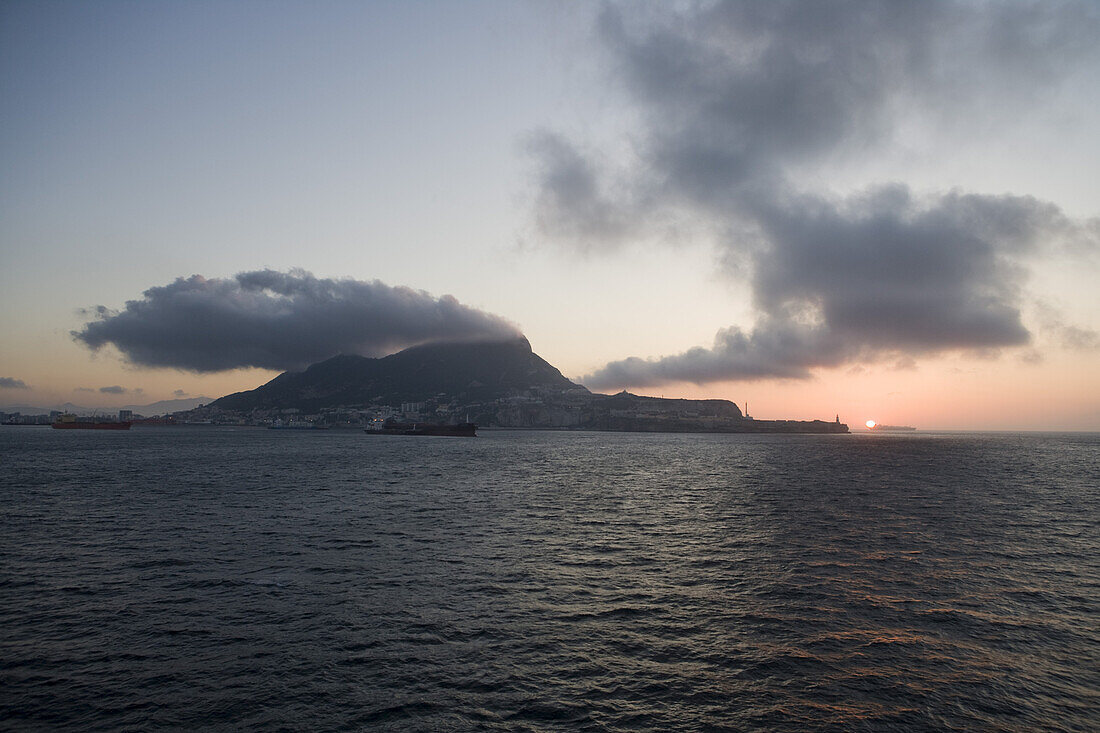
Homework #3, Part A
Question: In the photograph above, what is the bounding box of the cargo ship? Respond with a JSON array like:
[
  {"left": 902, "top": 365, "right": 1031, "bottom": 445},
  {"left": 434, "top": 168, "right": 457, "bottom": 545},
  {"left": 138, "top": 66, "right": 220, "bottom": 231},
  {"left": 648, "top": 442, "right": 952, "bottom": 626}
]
[
  {"left": 52, "top": 414, "right": 131, "bottom": 430},
  {"left": 365, "top": 420, "right": 476, "bottom": 437}
]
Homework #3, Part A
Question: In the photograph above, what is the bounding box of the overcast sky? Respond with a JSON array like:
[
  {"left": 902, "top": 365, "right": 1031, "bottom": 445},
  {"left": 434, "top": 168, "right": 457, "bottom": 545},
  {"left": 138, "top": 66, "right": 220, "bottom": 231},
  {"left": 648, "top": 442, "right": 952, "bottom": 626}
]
[{"left": 2, "top": 0, "right": 1098, "bottom": 429}]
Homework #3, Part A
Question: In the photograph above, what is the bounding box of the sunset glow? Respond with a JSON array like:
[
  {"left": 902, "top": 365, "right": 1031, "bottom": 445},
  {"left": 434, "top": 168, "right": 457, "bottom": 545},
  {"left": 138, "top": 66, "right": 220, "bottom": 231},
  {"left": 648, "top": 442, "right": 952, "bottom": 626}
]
[{"left": 866, "top": 420, "right": 877, "bottom": 429}]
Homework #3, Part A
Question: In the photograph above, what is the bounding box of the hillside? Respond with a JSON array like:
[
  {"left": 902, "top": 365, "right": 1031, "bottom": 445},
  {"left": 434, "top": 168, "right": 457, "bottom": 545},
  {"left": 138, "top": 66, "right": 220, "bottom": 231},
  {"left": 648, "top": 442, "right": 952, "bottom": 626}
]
[
  {"left": 200, "top": 337, "right": 848, "bottom": 433},
  {"left": 211, "top": 336, "right": 583, "bottom": 412}
]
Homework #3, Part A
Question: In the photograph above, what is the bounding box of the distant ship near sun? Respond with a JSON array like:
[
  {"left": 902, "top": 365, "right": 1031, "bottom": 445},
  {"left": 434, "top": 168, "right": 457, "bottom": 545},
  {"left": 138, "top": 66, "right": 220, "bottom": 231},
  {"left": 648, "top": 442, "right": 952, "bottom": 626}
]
[{"left": 865, "top": 420, "right": 916, "bottom": 432}]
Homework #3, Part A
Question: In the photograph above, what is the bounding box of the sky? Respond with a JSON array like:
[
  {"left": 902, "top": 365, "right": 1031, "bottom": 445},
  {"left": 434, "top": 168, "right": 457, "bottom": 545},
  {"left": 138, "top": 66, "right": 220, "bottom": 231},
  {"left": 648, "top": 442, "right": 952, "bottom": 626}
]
[{"left": 1, "top": 0, "right": 1098, "bottom": 430}]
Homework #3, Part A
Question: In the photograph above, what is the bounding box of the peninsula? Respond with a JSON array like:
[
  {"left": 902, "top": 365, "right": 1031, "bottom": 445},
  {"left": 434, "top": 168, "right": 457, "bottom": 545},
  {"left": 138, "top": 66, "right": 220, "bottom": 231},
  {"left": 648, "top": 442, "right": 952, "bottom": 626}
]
[{"left": 181, "top": 337, "right": 849, "bottom": 434}]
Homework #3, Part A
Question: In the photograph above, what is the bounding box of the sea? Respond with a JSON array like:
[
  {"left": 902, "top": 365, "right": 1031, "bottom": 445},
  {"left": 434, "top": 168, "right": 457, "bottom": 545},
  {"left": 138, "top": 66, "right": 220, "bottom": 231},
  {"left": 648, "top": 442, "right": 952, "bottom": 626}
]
[{"left": 1, "top": 427, "right": 1097, "bottom": 732}]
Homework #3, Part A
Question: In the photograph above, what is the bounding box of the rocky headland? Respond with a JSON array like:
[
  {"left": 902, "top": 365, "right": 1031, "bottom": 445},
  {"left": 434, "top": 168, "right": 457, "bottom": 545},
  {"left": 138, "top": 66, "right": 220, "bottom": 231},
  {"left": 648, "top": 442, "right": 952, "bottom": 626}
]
[{"left": 182, "top": 337, "right": 849, "bottom": 433}]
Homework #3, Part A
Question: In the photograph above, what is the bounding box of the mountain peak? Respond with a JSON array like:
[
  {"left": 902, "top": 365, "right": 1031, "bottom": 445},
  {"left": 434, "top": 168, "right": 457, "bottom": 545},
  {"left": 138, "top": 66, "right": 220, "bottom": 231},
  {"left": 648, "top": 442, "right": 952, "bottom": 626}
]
[{"left": 212, "top": 336, "right": 581, "bottom": 412}]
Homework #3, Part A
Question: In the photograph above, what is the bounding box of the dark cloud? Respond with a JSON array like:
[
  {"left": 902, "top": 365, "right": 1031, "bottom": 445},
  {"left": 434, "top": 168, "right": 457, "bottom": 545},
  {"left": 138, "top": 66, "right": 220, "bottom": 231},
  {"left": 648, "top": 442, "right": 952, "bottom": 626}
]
[
  {"left": 99, "top": 385, "right": 127, "bottom": 394},
  {"left": 73, "top": 269, "right": 522, "bottom": 372},
  {"left": 605, "top": 0, "right": 1095, "bottom": 206},
  {"left": 0, "top": 377, "right": 29, "bottom": 390},
  {"left": 586, "top": 318, "right": 850, "bottom": 389},
  {"left": 173, "top": 389, "right": 190, "bottom": 398},
  {"left": 525, "top": 132, "right": 640, "bottom": 250},
  {"left": 748, "top": 188, "right": 1066, "bottom": 350},
  {"left": 531, "top": 1, "right": 1099, "bottom": 388}
]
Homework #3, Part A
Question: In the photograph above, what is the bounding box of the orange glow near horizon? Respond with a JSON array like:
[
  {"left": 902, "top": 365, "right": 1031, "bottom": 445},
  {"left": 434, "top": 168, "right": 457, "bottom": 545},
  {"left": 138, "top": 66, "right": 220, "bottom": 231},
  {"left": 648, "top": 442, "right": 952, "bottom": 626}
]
[
  {"left": 608, "top": 351, "right": 1100, "bottom": 431},
  {"left": 865, "top": 420, "right": 877, "bottom": 429}
]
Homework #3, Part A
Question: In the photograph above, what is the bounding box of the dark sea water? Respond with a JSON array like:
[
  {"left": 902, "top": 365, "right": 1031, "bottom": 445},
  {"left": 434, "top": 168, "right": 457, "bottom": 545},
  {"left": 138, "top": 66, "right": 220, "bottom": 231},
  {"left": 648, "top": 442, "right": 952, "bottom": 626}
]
[{"left": 1, "top": 427, "right": 1098, "bottom": 732}]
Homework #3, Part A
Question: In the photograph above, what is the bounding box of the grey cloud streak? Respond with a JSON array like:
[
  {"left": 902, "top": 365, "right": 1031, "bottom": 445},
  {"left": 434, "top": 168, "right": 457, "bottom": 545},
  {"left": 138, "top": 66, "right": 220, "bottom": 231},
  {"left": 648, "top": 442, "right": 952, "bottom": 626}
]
[
  {"left": 528, "top": 1, "right": 1099, "bottom": 389},
  {"left": 73, "top": 270, "right": 521, "bottom": 372},
  {"left": 588, "top": 319, "right": 850, "bottom": 389},
  {"left": 0, "top": 377, "right": 29, "bottom": 390}
]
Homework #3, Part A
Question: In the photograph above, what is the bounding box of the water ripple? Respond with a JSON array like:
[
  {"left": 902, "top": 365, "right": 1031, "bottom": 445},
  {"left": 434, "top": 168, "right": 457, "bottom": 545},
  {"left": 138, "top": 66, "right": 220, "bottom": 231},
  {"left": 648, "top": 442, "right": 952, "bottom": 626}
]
[{"left": 1, "top": 428, "right": 1098, "bottom": 731}]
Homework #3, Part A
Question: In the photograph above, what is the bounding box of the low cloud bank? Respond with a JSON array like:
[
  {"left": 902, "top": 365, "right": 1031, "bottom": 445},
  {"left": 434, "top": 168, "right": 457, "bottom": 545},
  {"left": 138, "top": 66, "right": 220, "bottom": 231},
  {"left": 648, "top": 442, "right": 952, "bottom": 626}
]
[
  {"left": 74, "top": 269, "right": 521, "bottom": 372},
  {"left": 0, "top": 377, "right": 29, "bottom": 390}
]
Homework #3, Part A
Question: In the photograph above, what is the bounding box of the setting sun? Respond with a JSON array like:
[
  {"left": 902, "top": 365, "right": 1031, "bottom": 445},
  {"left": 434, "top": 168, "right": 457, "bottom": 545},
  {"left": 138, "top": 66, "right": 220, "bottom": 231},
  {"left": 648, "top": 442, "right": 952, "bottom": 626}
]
[{"left": 866, "top": 420, "right": 877, "bottom": 429}]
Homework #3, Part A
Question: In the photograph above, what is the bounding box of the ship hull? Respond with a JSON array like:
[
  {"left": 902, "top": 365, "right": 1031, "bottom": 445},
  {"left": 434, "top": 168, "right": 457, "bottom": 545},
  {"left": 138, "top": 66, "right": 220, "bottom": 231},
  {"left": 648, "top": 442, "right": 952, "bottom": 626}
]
[{"left": 52, "top": 421, "right": 132, "bottom": 430}]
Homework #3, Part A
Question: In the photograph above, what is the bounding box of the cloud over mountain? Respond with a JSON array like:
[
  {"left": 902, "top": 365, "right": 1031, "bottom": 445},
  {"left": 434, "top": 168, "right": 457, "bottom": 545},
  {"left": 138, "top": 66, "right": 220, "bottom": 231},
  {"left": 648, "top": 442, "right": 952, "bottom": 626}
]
[
  {"left": 530, "top": 1, "right": 1099, "bottom": 389},
  {"left": 73, "top": 269, "right": 521, "bottom": 372}
]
